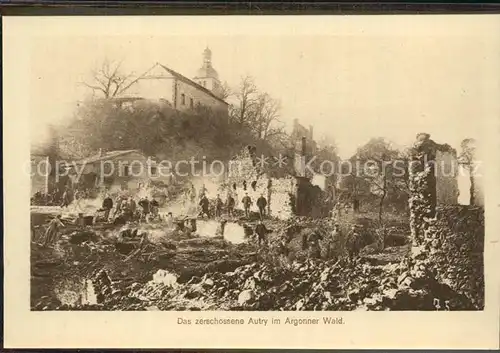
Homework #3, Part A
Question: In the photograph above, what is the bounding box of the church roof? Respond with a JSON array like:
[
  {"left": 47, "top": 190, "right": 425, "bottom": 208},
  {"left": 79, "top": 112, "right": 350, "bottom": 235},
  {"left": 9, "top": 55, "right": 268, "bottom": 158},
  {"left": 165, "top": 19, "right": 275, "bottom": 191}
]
[
  {"left": 125, "top": 62, "right": 228, "bottom": 105},
  {"left": 157, "top": 64, "right": 228, "bottom": 105},
  {"left": 195, "top": 65, "right": 219, "bottom": 80}
]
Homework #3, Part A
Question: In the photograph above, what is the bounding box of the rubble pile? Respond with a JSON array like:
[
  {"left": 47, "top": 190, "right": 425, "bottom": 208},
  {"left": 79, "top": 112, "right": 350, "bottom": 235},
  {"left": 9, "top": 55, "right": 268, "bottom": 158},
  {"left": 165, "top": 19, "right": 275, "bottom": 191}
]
[
  {"left": 32, "top": 210, "right": 479, "bottom": 311},
  {"left": 370, "top": 248, "right": 475, "bottom": 311},
  {"left": 80, "top": 255, "right": 473, "bottom": 311}
]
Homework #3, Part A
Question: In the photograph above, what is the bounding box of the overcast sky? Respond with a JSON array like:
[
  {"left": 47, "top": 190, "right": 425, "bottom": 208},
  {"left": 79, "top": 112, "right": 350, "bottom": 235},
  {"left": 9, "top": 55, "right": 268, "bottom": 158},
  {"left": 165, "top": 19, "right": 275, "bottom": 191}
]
[{"left": 25, "top": 16, "right": 499, "bottom": 158}]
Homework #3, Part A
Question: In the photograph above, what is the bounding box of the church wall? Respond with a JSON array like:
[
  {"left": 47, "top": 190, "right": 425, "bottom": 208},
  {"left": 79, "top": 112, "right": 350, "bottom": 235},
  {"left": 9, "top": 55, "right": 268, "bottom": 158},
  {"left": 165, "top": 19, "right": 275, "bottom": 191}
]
[
  {"left": 174, "top": 79, "right": 228, "bottom": 115},
  {"left": 194, "top": 77, "right": 218, "bottom": 93}
]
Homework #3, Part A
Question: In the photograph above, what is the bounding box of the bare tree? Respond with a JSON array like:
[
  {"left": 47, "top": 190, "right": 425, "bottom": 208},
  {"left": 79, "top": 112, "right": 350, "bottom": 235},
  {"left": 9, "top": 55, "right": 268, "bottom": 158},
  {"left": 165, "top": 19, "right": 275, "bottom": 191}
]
[
  {"left": 341, "top": 138, "right": 408, "bottom": 227},
  {"left": 230, "top": 75, "right": 258, "bottom": 125},
  {"left": 81, "top": 59, "right": 139, "bottom": 99},
  {"left": 249, "top": 93, "right": 283, "bottom": 139},
  {"left": 219, "top": 81, "right": 233, "bottom": 100}
]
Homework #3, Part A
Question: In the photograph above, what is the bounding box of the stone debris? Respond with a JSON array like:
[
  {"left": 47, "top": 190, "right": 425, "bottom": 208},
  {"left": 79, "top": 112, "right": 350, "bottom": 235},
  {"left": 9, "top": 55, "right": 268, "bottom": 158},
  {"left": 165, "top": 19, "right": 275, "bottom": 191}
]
[{"left": 74, "top": 255, "right": 471, "bottom": 311}]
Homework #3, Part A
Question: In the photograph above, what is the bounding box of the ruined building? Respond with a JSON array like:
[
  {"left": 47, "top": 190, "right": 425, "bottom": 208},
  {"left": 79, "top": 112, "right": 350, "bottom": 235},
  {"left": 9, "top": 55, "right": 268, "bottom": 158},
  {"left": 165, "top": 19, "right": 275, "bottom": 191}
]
[
  {"left": 435, "top": 150, "right": 460, "bottom": 205},
  {"left": 291, "top": 119, "right": 316, "bottom": 157},
  {"left": 408, "top": 133, "right": 484, "bottom": 308}
]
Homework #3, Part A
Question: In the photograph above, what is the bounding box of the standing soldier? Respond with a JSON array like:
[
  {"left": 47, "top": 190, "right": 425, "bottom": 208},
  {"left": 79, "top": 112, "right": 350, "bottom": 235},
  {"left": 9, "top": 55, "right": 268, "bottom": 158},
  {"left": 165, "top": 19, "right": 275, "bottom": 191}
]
[
  {"left": 307, "top": 229, "right": 323, "bottom": 259},
  {"left": 215, "top": 194, "right": 224, "bottom": 218},
  {"left": 199, "top": 194, "right": 210, "bottom": 218},
  {"left": 138, "top": 196, "right": 150, "bottom": 222},
  {"left": 216, "top": 219, "right": 228, "bottom": 239},
  {"left": 325, "top": 223, "right": 342, "bottom": 260},
  {"left": 60, "top": 187, "right": 71, "bottom": 209},
  {"left": 198, "top": 184, "right": 208, "bottom": 200},
  {"left": 187, "top": 183, "right": 196, "bottom": 204},
  {"left": 254, "top": 220, "right": 269, "bottom": 247},
  {"left": 256, "top": 194, "right": 267, "bottom": 219},
  {"left": 150, "top": 198, "right": 160, "bottom": 220},
  {"left": 128, "top": 197, "right": 137, "bottom": 220},
  {"left": 189, "top": 217, "right": 197, "bottom": 233},
  {"left": 241, "top": 193, "right": 252, "bottom": 218},
  {"left": 102, "top": 194, "right": 113, "bottom": 221},
  {"left": 113, "top": 195, "right": 124, "bottom": 218},
  {"left": 346, "top": 225, "right": 363, "bottom": 263},
  {"left": 226, "top": 193, "right": 235, "bottom": 217},
  {"left": 73, "top": 189, "right": 82, "bottom": 210}
]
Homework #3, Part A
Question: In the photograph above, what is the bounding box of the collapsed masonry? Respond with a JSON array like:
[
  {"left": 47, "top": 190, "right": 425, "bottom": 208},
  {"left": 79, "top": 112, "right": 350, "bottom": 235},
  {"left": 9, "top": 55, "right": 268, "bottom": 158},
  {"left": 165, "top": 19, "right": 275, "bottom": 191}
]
[
  {"left": 226, "top": 146, "right": 295, "bottom": 220},
  {"left": 407, "top": 133, "right": 484, "bottom": 308},
  {"left": 226, "top": 145, "right": 329, "bottom": 220}
]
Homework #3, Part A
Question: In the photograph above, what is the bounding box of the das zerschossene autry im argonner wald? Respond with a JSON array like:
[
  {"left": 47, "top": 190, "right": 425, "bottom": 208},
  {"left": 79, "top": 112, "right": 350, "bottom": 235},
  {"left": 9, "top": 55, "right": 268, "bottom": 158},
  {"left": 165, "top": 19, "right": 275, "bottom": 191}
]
[{"left": 30, "top": 47, "right": 485, "bottom": 311}]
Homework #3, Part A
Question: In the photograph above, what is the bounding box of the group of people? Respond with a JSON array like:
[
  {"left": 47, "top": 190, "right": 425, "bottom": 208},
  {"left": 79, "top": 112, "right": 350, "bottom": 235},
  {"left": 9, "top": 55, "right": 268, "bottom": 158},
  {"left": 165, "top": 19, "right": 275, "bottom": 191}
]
[
  {"left": 197, "top": 192, "right": 269, "bottom": 220},
  {"left": 298, "top": 223, "right": 343, "bottom": 260},
  {"left": 197, "top": 193, "right": 236, "bottom": 219},
  {"left": 303, "top": 223, "right": 367, "bottom": 262},
  {"left": 99, "top": 194, "right": 161, "bottom": 224}
]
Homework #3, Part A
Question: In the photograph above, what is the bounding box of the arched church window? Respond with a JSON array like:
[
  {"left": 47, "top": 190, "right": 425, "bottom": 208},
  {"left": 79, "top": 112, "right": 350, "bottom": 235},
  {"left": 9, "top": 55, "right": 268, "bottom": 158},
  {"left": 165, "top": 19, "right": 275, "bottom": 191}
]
[{"left": 181, "top": 93, "right": 185, "bottom": 105}]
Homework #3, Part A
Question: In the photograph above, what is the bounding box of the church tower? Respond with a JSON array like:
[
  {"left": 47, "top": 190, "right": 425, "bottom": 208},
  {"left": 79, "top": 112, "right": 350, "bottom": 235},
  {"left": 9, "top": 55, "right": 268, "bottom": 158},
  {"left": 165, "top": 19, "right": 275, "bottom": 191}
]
[{"left": 194, "top": 47, "right": 224, "bottom": 99}]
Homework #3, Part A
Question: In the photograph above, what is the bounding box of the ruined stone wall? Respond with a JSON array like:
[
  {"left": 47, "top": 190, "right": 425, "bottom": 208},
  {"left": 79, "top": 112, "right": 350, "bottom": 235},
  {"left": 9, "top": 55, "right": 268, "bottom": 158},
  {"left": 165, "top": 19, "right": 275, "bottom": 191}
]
[
  {"left": 225, "top": 147, "right": 294, "bottom": 219},
  {"left": 436, "top": 151, "right": 459, "bottom": 205},
  {"left": 428, "top": 205, "right": 484, "bottom": 308},
  {"left": 408, "top": 134, "right": 483, "bottom": 309}
]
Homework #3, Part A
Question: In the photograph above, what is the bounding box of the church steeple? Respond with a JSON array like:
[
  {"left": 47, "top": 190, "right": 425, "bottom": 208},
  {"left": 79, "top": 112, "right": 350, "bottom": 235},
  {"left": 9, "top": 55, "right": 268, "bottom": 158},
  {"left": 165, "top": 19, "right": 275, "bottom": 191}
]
[
  {"left": 203, "top": 47, "right": 212, "bottom": 66},
  {"left": 194, "top": 47, "right": 223, "bottom": 99}
]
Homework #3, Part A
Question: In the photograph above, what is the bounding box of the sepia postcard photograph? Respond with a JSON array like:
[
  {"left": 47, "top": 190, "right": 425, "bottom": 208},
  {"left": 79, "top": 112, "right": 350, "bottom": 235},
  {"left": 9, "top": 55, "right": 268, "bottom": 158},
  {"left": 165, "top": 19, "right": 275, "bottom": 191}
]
[{"left": 3, "top": 14, "right": 500, "bottom": 349}]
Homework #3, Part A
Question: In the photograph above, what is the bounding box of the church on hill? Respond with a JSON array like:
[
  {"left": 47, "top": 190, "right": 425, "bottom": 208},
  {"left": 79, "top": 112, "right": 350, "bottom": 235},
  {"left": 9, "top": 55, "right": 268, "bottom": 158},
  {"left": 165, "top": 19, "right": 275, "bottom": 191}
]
[{"left": 121, "top": 47, "right": 229, "bottom": 115}]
